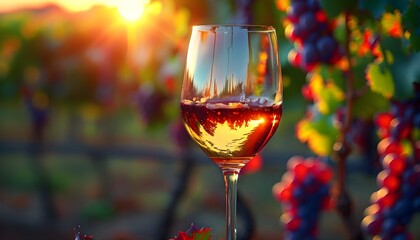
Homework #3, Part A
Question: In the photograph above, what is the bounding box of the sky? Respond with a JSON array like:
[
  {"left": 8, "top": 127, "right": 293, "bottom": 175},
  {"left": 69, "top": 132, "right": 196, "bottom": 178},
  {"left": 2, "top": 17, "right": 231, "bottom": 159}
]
[{"left": 0, "top": 0, "right": 118, "bottom": 12}]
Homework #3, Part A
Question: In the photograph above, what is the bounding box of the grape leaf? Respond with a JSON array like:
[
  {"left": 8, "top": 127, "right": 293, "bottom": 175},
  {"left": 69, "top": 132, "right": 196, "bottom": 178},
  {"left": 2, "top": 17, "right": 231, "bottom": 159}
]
[
  {"left": 358, "top": 0, "right": 388, "bottom": 19},
  {"left": 352, "top": 91, "right": 389, "bottom": 120},
  {"left": 316, "top": 84, "right": 344, "bottom": 115},
  {"left": 408, "top": 34, "right": 420, "bottom": 52},
  {"left": 402, "top": 2, "right": 420, "bottom": 31},
  {"left": 402, "top": 2, "right": 420, "bottom": 51},
  {"left": 170, "top": 224, "right": 212, "bottom": 240},
  {"left": 190, "top": 231, "right": 211, "bottom": 240},
  {"left": 387, "top": 0, "right": 409, "bottom": 12},
  {"left": 333, "top": 21, "right": 346, "bottom": 45},
  {"left": 381, "top": 12, "right": 403, "bottom": 38},
  {"left": 366, "top": 62, "right": 395, "bottom": 99},
  {"left": 296, "top": 115, "right": 339, "bottom": 156},
  {"left": 308, "top": 73, "right": 345, "bottom": 115},
  {"left": 320, "top": 0, "right": 354, "bottom": 18},
  {"left": 389, "top": 53, "right": 420, "bottom": 100},
  {"left": 319, "top": 65, "right": 346, "bottom": 90}
]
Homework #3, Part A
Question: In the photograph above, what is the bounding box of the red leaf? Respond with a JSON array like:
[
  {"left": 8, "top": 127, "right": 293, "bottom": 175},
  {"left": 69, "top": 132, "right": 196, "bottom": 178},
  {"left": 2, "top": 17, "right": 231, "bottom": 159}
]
[{"left": 170, "top": 224, "right": 212, "bottom": 240}]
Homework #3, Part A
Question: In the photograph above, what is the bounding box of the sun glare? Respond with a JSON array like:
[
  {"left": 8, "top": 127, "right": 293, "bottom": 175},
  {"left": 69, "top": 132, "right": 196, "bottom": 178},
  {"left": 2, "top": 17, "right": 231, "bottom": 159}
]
[{"left": 117, "top": 0, "right": 148, "bottom": 22}]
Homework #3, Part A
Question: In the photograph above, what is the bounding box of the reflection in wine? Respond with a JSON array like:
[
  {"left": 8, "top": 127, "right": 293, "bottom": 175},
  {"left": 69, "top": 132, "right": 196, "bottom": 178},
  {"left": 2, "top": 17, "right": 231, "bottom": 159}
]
[{"left": 181, "top": 99, "right": 282, "bottom": 170}]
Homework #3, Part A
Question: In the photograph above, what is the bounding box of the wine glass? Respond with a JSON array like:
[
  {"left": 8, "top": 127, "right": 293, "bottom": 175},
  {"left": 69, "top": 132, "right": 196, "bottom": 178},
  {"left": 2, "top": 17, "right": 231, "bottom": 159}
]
[{"left": 180, "top": 25, "right": 282, "bottom": 239}]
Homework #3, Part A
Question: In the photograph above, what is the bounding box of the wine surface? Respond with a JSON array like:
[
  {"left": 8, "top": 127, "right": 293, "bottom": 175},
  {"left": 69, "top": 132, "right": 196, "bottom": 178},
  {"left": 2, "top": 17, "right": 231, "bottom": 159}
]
[{"left": 181, "top": 99, "right": 282, "bottom": 169}]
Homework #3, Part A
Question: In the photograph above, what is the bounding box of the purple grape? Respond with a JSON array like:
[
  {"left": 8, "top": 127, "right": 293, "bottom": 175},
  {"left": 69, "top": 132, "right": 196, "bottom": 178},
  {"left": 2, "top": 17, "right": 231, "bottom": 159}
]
[
  {"left": 392, "top": 233, "right": 412, "bottom": 240},
  {"left": 293, "top": 25, "right": 305, "bottom": 39},
  {"left": 306, "top": 0, "right": 320, "bottom": 11},
  {"left": 285, "top": 0, "right": 342, "bottom": 70},
  {"left": 413, "top": 113, "right": 420, "bottom": 128},
  {"left": 287, "top": 232, "right": 304, "bottom": 240},
  {"left": 304, "top": 32, "right": 321, "bottom": 44},
  {"left": 290, "top": 1, "right": 307, "bottom": 18},
  {"left": 392, "top": 198, "right": 412, "bottom": 218},
  {"left": 302, "top": 173, "right": 316, "bottom": 187},
  {"left": 293, "top": 187, "right": 306, "bottom": 202},
  {"left": 318, "top": 184, "right": 330, "bottom": 197},
  {"left": 413, "top": 197, "right": 420, "bottom": 211},
  {"left": 381, "top": 218, "right": 398, "bottom": 235},
  {"left": 299, "top": 12, "right": 319, "bottom": 32},
  {"left": 273, "top": 157, "right": 332, "bottom": 239},
  {"left": 302, "top": 43, "right": 319, "bottom": 64},
  {"left": 316, "top": 36, "right": 335, "bottom": 62},
  {"left": 403, "top": 105, "right": 415, "bottom": 122},
  {"left": 297, "top": 203, "right": 317, "bottom": 218},
  {"left": 401, "top": 184, "right": 416, "bottom": 198},
  {"left": 299, "top": 219, "right": 315, "bottom": 234},
  {"left": 364, "top": 97, "right": 420, "bottom": 239}
]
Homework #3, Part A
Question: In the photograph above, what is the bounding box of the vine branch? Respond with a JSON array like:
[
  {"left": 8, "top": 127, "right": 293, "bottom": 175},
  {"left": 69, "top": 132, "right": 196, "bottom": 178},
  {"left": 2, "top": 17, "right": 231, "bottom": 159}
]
[{"left": 333, "top": 11, "right": 364, "bottom": 240}]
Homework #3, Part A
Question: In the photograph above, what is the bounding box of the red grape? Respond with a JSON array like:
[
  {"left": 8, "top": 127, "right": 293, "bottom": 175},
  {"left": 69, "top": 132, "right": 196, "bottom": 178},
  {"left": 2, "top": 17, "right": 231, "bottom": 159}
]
[
  {"left": 377, "top": 138, "right": 403, "bottom": 156},
  {"left": 363, "top": 96, "right": 420, "bottom": 239},
  {"left": 377, "top": 170, "right": 400, "bottom": 192},
  {"left": 382, "top": 154, "right": 406, "bottom": 176},
  {"left": 273, "top": 156, "right": 332, "bottom": 239}
]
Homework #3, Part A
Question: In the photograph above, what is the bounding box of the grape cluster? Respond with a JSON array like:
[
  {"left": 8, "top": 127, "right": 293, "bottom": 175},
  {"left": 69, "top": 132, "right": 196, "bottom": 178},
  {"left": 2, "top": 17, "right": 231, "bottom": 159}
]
[
  {"left": 362, "top": 84, "right": 420, "bottom": 239},
  {"left": 362, "top": 155, "right": 420, "bottom": 239},
  {"left": 285, "top": 0, "right": 341, "bottom": 71},
  {"left": 273, "top": 156, "right": 333, "bottom": 239}
]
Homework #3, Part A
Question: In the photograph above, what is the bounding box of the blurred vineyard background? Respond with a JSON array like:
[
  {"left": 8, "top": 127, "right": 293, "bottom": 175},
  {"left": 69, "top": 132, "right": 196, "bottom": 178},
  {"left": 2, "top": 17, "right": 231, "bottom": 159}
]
[{"left": 0, "top": 0, "right": 419, "bottom": 239}]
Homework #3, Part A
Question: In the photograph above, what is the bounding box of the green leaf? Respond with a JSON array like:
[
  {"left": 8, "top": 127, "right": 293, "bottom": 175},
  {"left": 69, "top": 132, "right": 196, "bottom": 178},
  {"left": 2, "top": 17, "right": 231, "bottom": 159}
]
[
  {"left": 320, "top": 0, "right": 353, "bottom": 18},
  {"left": 387, "top": 0, "right": 409, "bottom": 12},
  {"left": 193, "top": 231, "right": 212, "bottom": 240},
  {"left": 308, "top": 71, "right": 345, "bottom": 115},
  {"left": 402, "top": 3, "right": 420, "bottom": 32},
  {"left": 296, "top": 114, "right": 339, "bottom": 157},
  {"left": 353, "top": 57, "right": 377, "bottom": 90},
  {"left": 319, "top": 65, "right": 346, "bottom": 90},
  {"left": 390, "top": 52, "right": 420, "bottom": 100},
  {"left": 333, "top": 22, "right": 347, "bottom": 45},
  {"left": 409, "top": 33, "right": 420, "bottom": 51},
  {"left": 353, "top": 91, "right": 389, "bottom": 120},
  {"left": 316, "top": 85, "right": 345, "bottom": 115},
  {"left": 366, "top": 62, "right": 395, "bottom": 98},
  {"left": 402, "top": 3, "right": 420, "bottom": 51},
  {"left": 358, "top": 0, "right": 388, "bottom": 19}
]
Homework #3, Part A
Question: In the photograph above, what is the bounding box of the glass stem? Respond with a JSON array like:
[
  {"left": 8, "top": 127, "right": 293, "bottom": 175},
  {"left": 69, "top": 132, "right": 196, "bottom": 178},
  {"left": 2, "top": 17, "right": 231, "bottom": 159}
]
[{"left": 223, "top": 169, "right": 239, "bottom": 240}]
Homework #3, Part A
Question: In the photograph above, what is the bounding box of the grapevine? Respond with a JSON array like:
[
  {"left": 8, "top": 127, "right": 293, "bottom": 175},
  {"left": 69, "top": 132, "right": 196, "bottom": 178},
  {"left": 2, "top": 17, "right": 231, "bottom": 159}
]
[
  {"left": 362, "top": 87, "right": 420, "bottom": 239},
  {"left": 276, "top": 0, "right": 420, "bottom": 239}
]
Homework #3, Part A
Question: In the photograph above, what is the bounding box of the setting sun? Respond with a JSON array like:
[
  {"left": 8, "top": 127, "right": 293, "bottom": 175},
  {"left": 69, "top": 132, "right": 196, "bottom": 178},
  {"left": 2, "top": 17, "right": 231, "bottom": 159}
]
[{"left": 117, "top": 0, "right": 148, "bottom": 22}]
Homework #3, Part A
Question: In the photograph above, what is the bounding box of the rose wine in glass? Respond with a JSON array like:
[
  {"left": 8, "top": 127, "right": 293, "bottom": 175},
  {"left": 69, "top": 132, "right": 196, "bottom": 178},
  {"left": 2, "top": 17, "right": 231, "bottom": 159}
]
[{"left": 180, "top": 25, "right": 282, "bottom": 240}]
